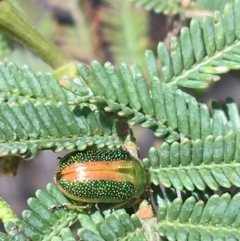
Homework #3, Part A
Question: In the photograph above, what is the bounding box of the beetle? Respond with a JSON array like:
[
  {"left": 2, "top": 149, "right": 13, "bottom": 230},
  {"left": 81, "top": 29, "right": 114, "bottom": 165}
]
[{"left": 52, "top": 148, "right": 151, "bottom": 211}]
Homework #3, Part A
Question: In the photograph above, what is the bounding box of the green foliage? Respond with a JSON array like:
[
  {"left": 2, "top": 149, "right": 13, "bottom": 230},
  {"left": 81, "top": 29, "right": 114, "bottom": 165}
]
[
  {"left": 197, "top": 0, "right": 233, "bottom": 11},
  {"left": 0, "top": 34, "right": 12, "bottom": 61},
  {"left": 100, "top": 0, "right": 149, "bottom": 67},
  {"left": 154, "top": 187, "right": 240, "bottom": 241},
  {"left": 1, "top": 0, "right": 240, "bottom": 240},
  {"left": 0, "top": 184, "right": 155, "bottom": 240},
  {"left": 3, "top": 184, "right": 240, "bottom": 240},
  {"left": 144, "top": 127, "right": 240, "bottom": 191},
  {"left": 155, "top": 2, "right": 240, "bottom": 88},
  {"left": 0, "top": 62, "right": 123, "bottom": 158},
  {"left": 133, "top": 0, "right": 181, "bottom": 14}
]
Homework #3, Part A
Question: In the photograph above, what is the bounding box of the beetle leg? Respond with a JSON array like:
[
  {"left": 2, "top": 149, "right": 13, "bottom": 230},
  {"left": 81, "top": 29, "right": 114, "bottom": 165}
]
[
  {"left": 49, "top": 203, "right": 92, "bottom": 212},
  {"left": 94, "top": 203, "right": 101, "bottom": 212},
  {"left": 109, "top": 207, "right": 115, "bottom": 213},
  {"left": 147, "top": 188, "right": 158, "bottom": 217}
]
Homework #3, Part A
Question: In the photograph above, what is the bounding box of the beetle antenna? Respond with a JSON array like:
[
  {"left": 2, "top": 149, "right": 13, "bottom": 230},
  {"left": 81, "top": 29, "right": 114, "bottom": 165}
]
[
  {"left": 94, "top": 203, "right": 102, "bottom": 212},
  {"left": 148, "top": 188, "right": 158, "bottom": 217}
]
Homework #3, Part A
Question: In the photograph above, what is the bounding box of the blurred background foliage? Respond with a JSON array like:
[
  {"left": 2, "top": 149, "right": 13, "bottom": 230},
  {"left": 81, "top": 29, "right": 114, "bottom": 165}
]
[
  {"left": 2, "top": 0, "right": 233, "bottom": 72},
  {"left": 1, "top": 0, "right": 240, "bottom": 233}
]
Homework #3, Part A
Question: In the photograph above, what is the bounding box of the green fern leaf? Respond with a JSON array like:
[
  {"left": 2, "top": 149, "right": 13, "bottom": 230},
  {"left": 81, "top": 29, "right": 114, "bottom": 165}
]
[
  {"left": 134, "top": 0, "right": 180, "bottom": 14},
  {"left": 71, "top": 61, "right": 240, "bottom": 142},
  {"left": 1, "top": 184, "right": 158, "bottom": 240},
  {"left": 154, "top": 190, "right": 240, "bottom": 240},
  {"left": 144, "top": 128, "right": 240, "bottom": 191},
  {"left": 145, "top": 0, "right": 240, "bottom": 89},
  {"left": 0, "top": 63, "right": 125, "bottom": 158},
  {"left": 100, "top": 0, "right": 149, "bottom": 68},
  {"left": 62, "top": 1, "right": 240, "bottom": 141}
]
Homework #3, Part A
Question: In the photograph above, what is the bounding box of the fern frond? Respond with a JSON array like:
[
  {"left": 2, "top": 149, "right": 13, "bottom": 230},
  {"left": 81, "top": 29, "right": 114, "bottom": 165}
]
[
  {"left": 75, "top": 61, "right": 240, "bottom": 141},
  {"left": 100, "top": 0, "right": 149, "bottom": 68},
  {"left": 1, "top": 183, "right": 157, "bottom": 241},
  {"left": 58, "top": 1, "right": 98, "bottom": 62},
  {"left": 0, "top": 198, "right": 17, "bottom": 223},
  {"left": 2, "top": 184, "right": 240, "bottom": 241},
  {"left": 0, "top": 62, "right": 92, "bottom": 104},
  {"left": 145, "top": 0, "right": 240, "bottom": 88},
  {"left": 65, "top": 1, "right": 240, "bottom": 141},
  {"left": 197, "top": 0, "right": 230, "bottom": 12},
  {"left": 0, "top": 63, "right": 127, "bottom": 159},
  {"left": 0, "top": 101, "right": 122, "bottom": 158},
  {"left": 2, "top": 184, "right": 78, "bottom": 240},
  {"left": 144, "top": 127, "right": 240, "bottom": 191},
  {"left": 155, "top": 191, "right": 240, "bottom": 240},
  {"left": 77, "top": 61, "right": 169, "bottom": 137},
  {"left": 133, "top": 0, "right": 181, "bottom": 14}
]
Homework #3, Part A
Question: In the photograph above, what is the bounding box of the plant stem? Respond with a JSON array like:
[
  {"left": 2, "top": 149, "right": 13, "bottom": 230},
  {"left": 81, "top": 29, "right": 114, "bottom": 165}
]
[{"left": 0, "top": 1, "right": 75, "bottom": 69}]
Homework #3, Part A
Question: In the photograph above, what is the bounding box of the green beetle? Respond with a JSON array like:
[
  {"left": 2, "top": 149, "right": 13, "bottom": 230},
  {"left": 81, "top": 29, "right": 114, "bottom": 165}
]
[{"left": 52, "top": 148, "right": 151, "bottom": 211}]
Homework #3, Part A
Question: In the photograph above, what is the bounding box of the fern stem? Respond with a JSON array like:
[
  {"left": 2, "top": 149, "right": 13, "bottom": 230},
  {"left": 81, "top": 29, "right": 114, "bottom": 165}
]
[{"left": 0, "top": 1, "right": 75, "bottom": 69}]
